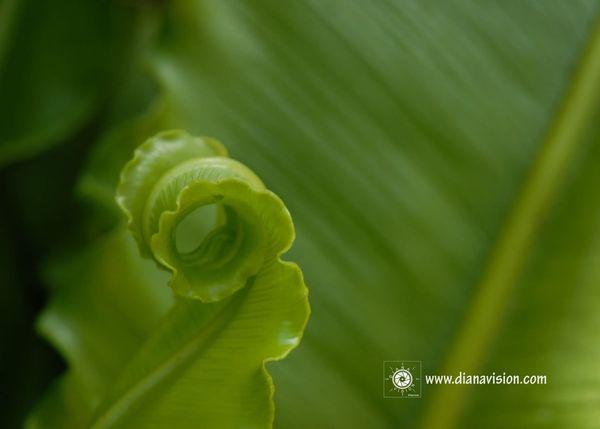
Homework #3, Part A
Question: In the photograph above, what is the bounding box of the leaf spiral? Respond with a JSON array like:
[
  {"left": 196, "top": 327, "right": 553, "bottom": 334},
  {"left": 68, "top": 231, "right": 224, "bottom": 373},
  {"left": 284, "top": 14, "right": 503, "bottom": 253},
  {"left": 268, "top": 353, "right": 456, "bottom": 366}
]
[
  {"left": 75, "top": 129, "right": 312, "bottom": 428},
  {"left": 117, "top": 129, "right": 298, "bottom": 303}
]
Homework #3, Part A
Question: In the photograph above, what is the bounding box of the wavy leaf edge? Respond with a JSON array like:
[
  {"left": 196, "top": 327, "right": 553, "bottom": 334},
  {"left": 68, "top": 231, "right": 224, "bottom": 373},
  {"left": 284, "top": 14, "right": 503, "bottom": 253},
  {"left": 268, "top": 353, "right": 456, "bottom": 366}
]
[{"left": 96, "top": 128, "right": 311, "bottom": 427}]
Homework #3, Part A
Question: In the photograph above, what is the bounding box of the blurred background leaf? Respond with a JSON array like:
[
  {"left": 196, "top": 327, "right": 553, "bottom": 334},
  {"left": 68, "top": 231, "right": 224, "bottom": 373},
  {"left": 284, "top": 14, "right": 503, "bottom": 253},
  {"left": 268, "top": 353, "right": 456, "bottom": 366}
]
[
  {"left": 145, "top": 1, "right": 600, "bottom": 427},
  {"left": 2, "top": 0, "right": 600, "bottom": 428}
]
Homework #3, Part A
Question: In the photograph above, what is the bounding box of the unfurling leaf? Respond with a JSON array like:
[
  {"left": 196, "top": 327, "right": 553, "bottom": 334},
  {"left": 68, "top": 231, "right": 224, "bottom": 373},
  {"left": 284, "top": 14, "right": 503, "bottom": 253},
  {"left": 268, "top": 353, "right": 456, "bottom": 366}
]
[{"left": 28, "top": 130, "right": 310, "bottom": 429}]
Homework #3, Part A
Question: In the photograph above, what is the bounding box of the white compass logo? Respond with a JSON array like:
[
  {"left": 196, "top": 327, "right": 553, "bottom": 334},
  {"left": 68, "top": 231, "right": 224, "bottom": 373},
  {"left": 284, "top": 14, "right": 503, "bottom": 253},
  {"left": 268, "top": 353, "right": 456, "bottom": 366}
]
[
  {"left": 391, "top": 368, "right": 413, "bottom": 390},
  {"left": 384, "top": 361, "right": 421, "bottom": 398}
]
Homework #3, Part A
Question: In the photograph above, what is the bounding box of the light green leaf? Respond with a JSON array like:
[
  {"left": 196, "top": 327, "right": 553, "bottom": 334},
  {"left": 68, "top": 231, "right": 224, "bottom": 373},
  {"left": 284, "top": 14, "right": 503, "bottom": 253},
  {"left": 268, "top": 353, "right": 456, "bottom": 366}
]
[
  {"left": 28, "top": 130, "right": 309, "bottom": 428},
  {"left": 27, "top": 230, "right": 173, "bottom": 429}
]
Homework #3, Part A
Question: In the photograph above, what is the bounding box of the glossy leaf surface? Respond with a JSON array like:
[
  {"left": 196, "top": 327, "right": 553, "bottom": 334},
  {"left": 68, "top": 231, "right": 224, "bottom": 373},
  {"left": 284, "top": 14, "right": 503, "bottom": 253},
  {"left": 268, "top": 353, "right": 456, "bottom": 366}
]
[{"left": 28, "top": 131, "right": 309, "bottom": 428}]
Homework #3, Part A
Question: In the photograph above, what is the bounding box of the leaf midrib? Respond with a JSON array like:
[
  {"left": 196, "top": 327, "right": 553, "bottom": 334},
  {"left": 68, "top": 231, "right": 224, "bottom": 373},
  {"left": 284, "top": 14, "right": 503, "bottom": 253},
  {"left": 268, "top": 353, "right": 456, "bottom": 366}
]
[
  {"left": 416, "top": 16, "right": 600, "bottom": 429},
  {"left": 87, "top": 290, "right": 246, "bottom": 429}
]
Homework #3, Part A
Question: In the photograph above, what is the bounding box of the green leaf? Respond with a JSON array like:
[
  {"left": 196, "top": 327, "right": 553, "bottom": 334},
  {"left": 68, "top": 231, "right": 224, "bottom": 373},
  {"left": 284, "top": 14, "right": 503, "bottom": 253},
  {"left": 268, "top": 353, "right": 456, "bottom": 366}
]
[
  {"left": 28, "top": 130, "right": 309, "bottom": 428},
  {"left": 140, "top": 1, "right": 600, "bottom": 428},
  {"left": 27, "top": 230, "right": 173, "bottom": 429},
  {"left": 28, "top": 1, "right": 600, "bottom": 428},
  {"left": 0, "top": 0, "right": 135, "bottom": 166}
]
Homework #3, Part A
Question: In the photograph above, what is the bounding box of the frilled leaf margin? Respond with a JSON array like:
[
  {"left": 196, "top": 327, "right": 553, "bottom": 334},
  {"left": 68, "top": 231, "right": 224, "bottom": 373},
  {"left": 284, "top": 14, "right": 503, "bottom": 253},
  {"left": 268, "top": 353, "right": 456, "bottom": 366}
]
[{"left": 28, "top": 130, "right": 310, "bottom": 429}]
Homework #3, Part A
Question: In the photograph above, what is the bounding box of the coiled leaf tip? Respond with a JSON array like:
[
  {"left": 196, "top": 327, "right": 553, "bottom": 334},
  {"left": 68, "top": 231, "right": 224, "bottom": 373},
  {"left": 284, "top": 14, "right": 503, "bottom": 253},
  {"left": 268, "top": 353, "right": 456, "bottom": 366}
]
[{"left": 117, "top": 129, "right": 299, "bottom": 303}]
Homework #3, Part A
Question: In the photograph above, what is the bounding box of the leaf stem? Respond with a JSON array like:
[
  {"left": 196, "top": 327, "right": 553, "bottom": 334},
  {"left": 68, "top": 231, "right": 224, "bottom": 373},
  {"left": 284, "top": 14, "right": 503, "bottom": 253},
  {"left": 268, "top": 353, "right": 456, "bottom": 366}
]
[{"left": 416, "top": 16, "right": 600, "bottom": 429}]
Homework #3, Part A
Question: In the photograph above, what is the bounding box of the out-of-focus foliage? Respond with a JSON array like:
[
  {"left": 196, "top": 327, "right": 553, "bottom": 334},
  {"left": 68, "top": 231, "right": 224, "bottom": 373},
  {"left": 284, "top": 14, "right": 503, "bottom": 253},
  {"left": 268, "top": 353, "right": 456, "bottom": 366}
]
[
  {"left": 2, "top": 0, "right": 600, "bottom": 428},
  {"left": 0, "top": 0, "right": 135, "bottom": 165}
]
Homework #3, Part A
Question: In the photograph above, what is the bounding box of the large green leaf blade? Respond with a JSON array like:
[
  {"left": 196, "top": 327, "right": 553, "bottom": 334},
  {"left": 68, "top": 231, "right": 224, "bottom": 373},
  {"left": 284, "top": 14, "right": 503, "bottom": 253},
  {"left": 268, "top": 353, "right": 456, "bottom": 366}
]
[
  {"left": 144, "top": 1, "right": 600, "bottom": 427},
  {"left": 27, "top": 1, "right": 600, "bottom": 428},
  {"left": 461, "top": 129, "right": 600, "bottom": 428}
]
